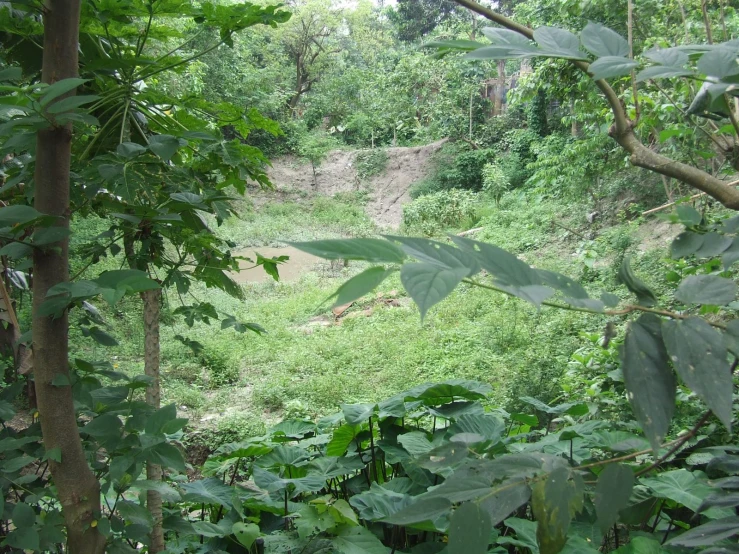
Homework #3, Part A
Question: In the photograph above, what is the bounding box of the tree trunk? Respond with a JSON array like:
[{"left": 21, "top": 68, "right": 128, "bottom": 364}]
[
  {"left": 494, "top": 59, "right": 505, "bottom": 115},
  {"left": 142, "top": 288, "right": 164, "bottom": 552},
  {"left": 32, "top": 2, "right": 105, "bottom": 553}
]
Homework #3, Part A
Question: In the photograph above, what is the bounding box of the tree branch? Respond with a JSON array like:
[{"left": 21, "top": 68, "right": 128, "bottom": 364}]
[{"left": 452, "top": 0, "right": 739, "bottom": 210}]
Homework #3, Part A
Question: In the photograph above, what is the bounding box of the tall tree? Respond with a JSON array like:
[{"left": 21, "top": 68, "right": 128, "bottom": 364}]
[{"left": 32, "top": 1, "right": 105, "bottom": 552}]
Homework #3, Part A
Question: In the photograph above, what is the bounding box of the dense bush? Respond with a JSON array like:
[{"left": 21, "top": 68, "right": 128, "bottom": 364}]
[
  {"left": 402, "top": 189, "right": 478, "bottom": 234},
  {"left": 482, "top": 161, "right": 510, "bottom": 204}
]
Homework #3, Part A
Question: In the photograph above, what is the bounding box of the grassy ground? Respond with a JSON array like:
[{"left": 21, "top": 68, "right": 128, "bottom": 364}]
[{"left": 64, "top": 185, "right": 684, "bottom": 450}]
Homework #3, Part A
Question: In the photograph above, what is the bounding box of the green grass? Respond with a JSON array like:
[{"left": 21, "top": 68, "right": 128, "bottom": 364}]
[
  {"left": 65, "top": 188, "right": 683, "bottom": 450},
  {"left": 213, "top": 191, "right": 376, "bottom": 247}
]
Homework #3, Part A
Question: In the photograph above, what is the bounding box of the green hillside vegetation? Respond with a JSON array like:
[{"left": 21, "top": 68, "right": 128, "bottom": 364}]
[{"left": 0, "top": 0, "right": 738, "bottom": 553}]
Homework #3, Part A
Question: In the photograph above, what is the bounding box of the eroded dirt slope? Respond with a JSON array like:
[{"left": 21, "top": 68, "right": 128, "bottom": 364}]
[{"left": 262, "top": 139, "right": 447, "bottom": 228}]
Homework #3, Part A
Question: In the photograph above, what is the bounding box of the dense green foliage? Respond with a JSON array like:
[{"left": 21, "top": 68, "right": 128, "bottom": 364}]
[{"left": 1, "top": 0, "right": 739, "bottom": 552}]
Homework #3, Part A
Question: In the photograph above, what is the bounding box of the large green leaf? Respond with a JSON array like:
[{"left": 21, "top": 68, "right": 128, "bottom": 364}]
[
  {"left": 580, "top": 23, "right": 629, "bottom": 57},
  {"left": 384, "top": 497, "right": 452, "bottom": 526},
  {"left": 532, "top": 467, "right": 584, "bottom": 554},
  {"left": 327, "top": 424, "right": 360, "bottom": 456},
  {"left": 180, "top": 478, "right": 235, "bottom": 508},
  {"left": 662, "top": 317, "right": 733, "bottom": 429},
  {"left": 333, "top": 526, "right": 389, "bottom": 554},
  {"left": 290, "top": 238, "right": 406, "bottom": 263},
  {"left": 533, "top": 27, "right": 587, "bottom": 59},
  {"left": 0, "top": 205, "right": 43, "bottom": 228},
  {"left": 499, "top": 518, "right": 539, "bottom": 553},
  {"left": 613, "top": 537, "right": 666, "bottom": 553},
  {"left": 405, "top": 380, "right": 492, "bottom": 404},
  {"left": 618, "top": 257, "right": 657, "bottom": 307},
  {"left": 400, "top": 263, "right": 468, "bottom": 319},
  {"left": 666, "top": 517, "right": 739, "bottom": 547},
  {"left": 342, "top": 403, "right": 378, "bottom": 424},
  {"left": 641, "top": 469, "right": 733, "bottom": 519},
  {"left": 329, "top": 267, "right": 396, "bottom": 307},
  {"left": 694, "top": 232, "right": 733, "bottom": 258},
  {"left": 451, "top": 236, "right": 540, "bottom": 287},
  {"left": 594, "top": 464, "right": 634, "bottom": 534},
  {"left": 448, "top": 502, "right": 493, "bottom": 554},
  {"left": 671, "top": 231, "right": 705, "bottom": 258},
  {"left": 621, "top": 314, "right": 675, "bottom": 451},
  {"left": 449, "top": 413, "right": 505, "bottom": 443},
  {"left": 675, "top": 275, "right": 736, "bottom": 306},
  {"left": 384, "top": 235, "right": 480, "bottom": 276},
  {"left": 350, "top": 484, "right": 412, "bottom": 520},
  {"left": 479, "top": 478, "right": 531, "bottom": 527},
  {"left": 588, "top": 56, "right": 639, "bottom": 80}
]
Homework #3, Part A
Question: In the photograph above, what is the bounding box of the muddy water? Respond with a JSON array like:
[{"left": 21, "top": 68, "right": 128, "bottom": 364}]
[{"left": 230, "top": 246, "right": 321, "bottom": 283}]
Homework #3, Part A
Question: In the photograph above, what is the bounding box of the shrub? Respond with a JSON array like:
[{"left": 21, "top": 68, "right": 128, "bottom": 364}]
[
  {"left": 355, "top": 149, "right": 388, "bottom": 180},
  {"left": 482, "top": 161, "right": 510, "bottom": 205},
  {"left": 402, "top": 189, "right": 478, "bottom": 235},
  {"left": 200, "top": 342, "right": 240, "bottom": 389}
]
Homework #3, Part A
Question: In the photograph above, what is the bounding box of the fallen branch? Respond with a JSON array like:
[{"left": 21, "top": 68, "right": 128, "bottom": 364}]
[
  {"left": 458, "top": 226, "right": 483, "bottom": 236},
  {"left": 642, "top": 179, "right": 739, "bottom": 216}
]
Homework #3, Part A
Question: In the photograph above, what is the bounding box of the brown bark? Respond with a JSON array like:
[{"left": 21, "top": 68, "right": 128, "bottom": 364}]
[
  {"left": 142, "top": 288, "right": 164, "bottom": 552},
  {"left": 494, "top": 59, "right": 505, "bottom": 115},
  {"left": 32, "top": 2, "right": 105, "bottom": 553},
  {"left": 453, "top": 0, "right": 739, "bottom": 211}
]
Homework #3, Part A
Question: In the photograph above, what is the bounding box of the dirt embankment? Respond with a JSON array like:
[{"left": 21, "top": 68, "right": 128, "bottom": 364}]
[{"left": 263, "top": 139, "right": 447, "bottom": 228}]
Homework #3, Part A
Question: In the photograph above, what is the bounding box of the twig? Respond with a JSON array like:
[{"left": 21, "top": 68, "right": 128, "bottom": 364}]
[
  {"left": 642, "top": 179, "right": 739, "bottom": 216},
  {"left": 634, "top": 410, "right": 713, "bottom": 477}
]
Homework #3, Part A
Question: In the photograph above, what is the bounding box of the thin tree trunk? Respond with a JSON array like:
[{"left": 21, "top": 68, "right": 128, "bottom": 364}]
[
  {"left": 469, "top": 88, "right": 474, "bottom": 139},
  {"left": 627, "top": 0, "right": 640, "bottom": 121},
  {"left": 494, "top": 59, "right": 505, "bottom": 115},
  {"left": 570, "top": 96, "right": 579, "bottom": 137},
  {"left": 142, "top": 288, "right": 164, "bottom": 552},
  {"left": 701, "top": 0, "right": 713, "bottom": 44},
  {"left": 33, "top": 2, "right": 105, "bottom": 553}
]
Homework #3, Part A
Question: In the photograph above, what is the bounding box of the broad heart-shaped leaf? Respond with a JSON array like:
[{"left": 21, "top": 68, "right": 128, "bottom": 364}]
[
  {"left": 448, "top": 413, "right": 505, "bottom": 442},
  {"left": 451, "top": 236, "right": 541, "bottom": 287},
  {"left": 332, "top": 525, "right": 389, "bottom": 554},
  {"left": 580, "top": 23, "right": 629, "bottom": 57},
  {"left": 233, "top": 522, "right": 261, "bottom": 548},
  {"left": 404, "top": 380, "right": 492, "bottom": 404},
  {"left": 671, "top": 231, "right": 705, "bottom": 258},
  {"left": 595, "top": 464, "right": 634, "bottom": 534},
  {"left": 290, "top": 238, "right": 406, "bottom": 264},
  {"left": 350, "top": 484, "right": 413, "bottom": 520},
  {"left": 342, "top": 403, "right": 377, "bottom": 424},
  {"left": 448, "top": 502, "right": 493, "bottom": 554},
  {"left": 534, "top": 26, "right": 587, "bottom": 59},
  {"left": 400, "top": 263, "right": 468, "bottom": 320},
  {"left": 641, "top": 469, "right": 734, "bottom": 519},
  {"left": 621, "top": 314, "right": 675, "bottom": 451},
  {"left": 328, "top": 267, "right": 396, "bottom": 307},
  {"left": 482, "top": 27, "right": 533, "bottom": 47},
  {"left": 698, "top": 47, "right": 739, "bottom": 78},
  {"left": 722, "top": 237, "right": 739, "bottom": 269},
  {"left": 694, "top": 232, "right": 733, "bottom": 258},
  {"left": 180, "top": 478, "right": 235, "bottom": 508},
  {"left": 148, "top": 134, "right": 183, "bottom": 161},
  {"left": 618, "top": 256, "right": 657, "bottom": 307},
  {"left": 532, "top": 467, "right": 584, "bottom": 554},
  {"left": 666, "top": 517, "right": 739, "bottom": 547},
  {"left": 117, "top": 142, "right": 147, "bottom": 159},
  {"left": 588, "top": 56, "right": 639, "bottom": 80},
  {"left": 662, "top": 317, "right": 733, "bottom": 430},
  {"left": 385, "top": 235, "right": 480, "bottom": 276},
  {"left": 676, "top": 275, "right": 737, "bottom": 306},
  {"left": 636, "top": 65, "right": 693, "bottom": 82},
  {"left": 480, "top": 478, "right": 532, "bottom": 527},
  {"left": 612, "top": 536, "right": 666, "bottom": 554},
  {"left": 327, "top": 424, "right": 360, "bottom": 456},
  {"left": 499, "top": 518, "right": 539, "bottom": 552},
  {"left": 383, "top": 497, "right": 452, "bottom": 526}
]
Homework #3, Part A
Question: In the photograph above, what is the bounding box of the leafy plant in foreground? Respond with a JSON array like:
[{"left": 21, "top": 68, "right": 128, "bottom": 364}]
[{"left": 287, "top": 224, "right": 739, "bottom": 552}]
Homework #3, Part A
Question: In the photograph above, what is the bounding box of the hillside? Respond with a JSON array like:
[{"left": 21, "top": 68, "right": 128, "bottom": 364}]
[{"left": 261, "top": 139, "right": 448, "bottom": 228}]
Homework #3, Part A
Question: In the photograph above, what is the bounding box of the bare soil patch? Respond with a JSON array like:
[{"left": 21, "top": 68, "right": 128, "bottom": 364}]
[{"left": 260, "top": 139, "right": 447, "bottom": 228}]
